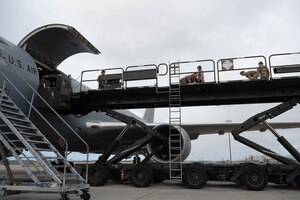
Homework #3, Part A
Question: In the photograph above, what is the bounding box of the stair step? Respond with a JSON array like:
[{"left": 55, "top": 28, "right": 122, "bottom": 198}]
[
  {"left": 52, "top": 163, "right": 73, "bottom": 168},
  {"left": 34, "top": 147, "right": 55, "bottom": 152},
  {"left": 0, "top": 94, "right": 84, "bottom": 188},
  {"left": 0, "top": 98, "right": 15, "bottom": 105},
  {"left": 7, "top": 116, "right": 30, "bottom": 123},
  {"left": 0, "top": 104, "right": 20, "bottom": 111},
  {"left": 14, "top": 124, "right": 37, "bottom": 130},
  {"left": 27, "top": 139, "right": 50, "bottom": 144},
  {"left": 1, "top": 109, "right": 25, "bottom": 117},
  {"left": 20, "top": 131, "right": 42, "bottom": 137}
]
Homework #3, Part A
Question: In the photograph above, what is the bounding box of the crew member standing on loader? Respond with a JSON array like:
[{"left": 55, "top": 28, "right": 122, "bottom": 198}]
[
  {"left": 97, "top": 70, "right": 107, "bottom": 89},
  {"left": 257, "top": 61, "right": 269, "bottom": 79},
  {"left": 196, "top": 65, "right": 205, "bottom": 83}
]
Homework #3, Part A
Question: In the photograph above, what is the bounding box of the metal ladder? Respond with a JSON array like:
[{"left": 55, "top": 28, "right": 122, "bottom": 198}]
[
  {"left": 0, "top": 87, "right": 84, "bottom": 187},
  {"left": 168, "top": 63, "right": 182, "bottom": 181}
]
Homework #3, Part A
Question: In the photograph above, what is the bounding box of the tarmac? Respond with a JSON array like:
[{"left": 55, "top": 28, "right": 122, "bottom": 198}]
[{"left": 1, "top": 181, "right": 300, "bottom": 200}]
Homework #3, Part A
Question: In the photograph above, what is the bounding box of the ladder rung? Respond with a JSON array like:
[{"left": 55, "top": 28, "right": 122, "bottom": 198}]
[
  {"left": 170, "top": 138, "right": 181, "bottom": 140},
  {"left": 170, "top": 169, "right": 182, "bottom": 172},
  {"left": 170, "top": 177, "right": 182, "bottom": 179},
  {"left": 169, "top": 161, "right": 182, "bottom": 164},
  {"left": 170, "top": 153, "right": 181, "bottom": 156}
]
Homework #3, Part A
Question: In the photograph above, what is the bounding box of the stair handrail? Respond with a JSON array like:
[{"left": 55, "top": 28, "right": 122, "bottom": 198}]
[{"left": 0, "top": 60, "right": 90, "bottom": 184}]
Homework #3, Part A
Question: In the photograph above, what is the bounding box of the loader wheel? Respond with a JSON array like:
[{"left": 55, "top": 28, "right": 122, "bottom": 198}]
[
  {"left": 241, "top": 165, "right": 268, "bottom": 191},
  {"left": 80, "top": 191, "right": 91, "bottom": 200},
  {"left": 130, "top": 165, "right": 153, "bottom": 187},
  {"left": 88, "top": 165, "right": 109, "bottom": 186},
  {"left": 183, "top": 165, "right": 207, "bottom": 189}
]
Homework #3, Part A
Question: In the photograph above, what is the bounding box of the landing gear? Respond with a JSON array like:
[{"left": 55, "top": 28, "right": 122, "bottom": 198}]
[
  {"left": 88, "top": 164, "right": 110, "bottom": 186},
  {"left": 183, "top": 165, "right": 207, "bottom": 189},
  {"left": 130, "top": 165, "right": 153, "bottom": 187},
  {"left": 241, "top": 165, "right": 268, "bottom": 191}
]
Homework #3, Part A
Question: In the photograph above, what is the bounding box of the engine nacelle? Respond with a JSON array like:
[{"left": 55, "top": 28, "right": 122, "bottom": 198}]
[{"left": 146, "top": 124, "right": 191, "bottom": 163}]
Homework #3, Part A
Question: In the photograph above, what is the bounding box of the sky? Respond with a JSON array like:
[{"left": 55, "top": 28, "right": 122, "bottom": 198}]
[{"left": 1, "top": 0, "right": 300, "bottom": 161}]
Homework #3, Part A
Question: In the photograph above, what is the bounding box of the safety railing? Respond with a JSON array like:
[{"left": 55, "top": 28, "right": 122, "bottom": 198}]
[
  {"left": 80, "top": 68, "right": 124, "bottom": 91},
  {"left": 169, "top": 59, "right": 216, "bottom": 84},
  {"left": 124, "top": 64, "right": 158, "bottom": 89},
  {"left": 79, "top": 63, "right": 168, "bottom": 92},
  {"left": 217, "top": 55, "right": 268, "bottom": 83},
  {"left": 0, "top": 59, "right": 90, "bottom": 184},
  {"left": 269, "top": 52, "right": 300, "bottom": 79},
  {"left": 78, "top": 52, "right": 300, "bottom": 92}
]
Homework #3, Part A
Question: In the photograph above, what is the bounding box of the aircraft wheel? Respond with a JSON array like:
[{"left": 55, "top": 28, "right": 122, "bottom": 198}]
[
  {"left": 183, "top": 165, "right": 207, "bottom": 189},
  {"left": 88, "top": 164, "right": 109, "bottom": 186},
  {"left": 241, "top": 165, "right": 268, "bottom": 191},
  {"left": 130, "top": 165, "right": 153, "bottom": 187}
]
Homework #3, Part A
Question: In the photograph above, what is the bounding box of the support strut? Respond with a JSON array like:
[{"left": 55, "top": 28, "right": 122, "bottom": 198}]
[
  {"left": 262, "top": 121, "right": 300, "bottom": 163},
  {"left": 98, "top": 108, "right": 166, "bottom": 164},
  {"left": 0, "top": 141, "right": 15, "bottom": 183},
  {"left": 231, "top": 98, "right": 300, "bottom": 165}
]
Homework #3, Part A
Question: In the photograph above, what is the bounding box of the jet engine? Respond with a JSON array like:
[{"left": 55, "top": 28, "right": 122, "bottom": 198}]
[{"left": 146, "top": 124, "right": 191, "bottom": 163}]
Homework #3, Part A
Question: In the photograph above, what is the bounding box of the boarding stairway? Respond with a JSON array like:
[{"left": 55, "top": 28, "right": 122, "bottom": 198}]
[
  {"left": 0, "top": 58, "right": 90, "bottom": 199},
  {"left": 0, "top": 88, "right": 84, "bottom": 187},
  {"left": 168, "top": 63, "right": 183, "bottom": 181}
]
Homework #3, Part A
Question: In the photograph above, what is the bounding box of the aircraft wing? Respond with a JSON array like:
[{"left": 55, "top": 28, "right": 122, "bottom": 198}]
[{"left": 180, "top": 122, "right": 300, "bottom": 140}]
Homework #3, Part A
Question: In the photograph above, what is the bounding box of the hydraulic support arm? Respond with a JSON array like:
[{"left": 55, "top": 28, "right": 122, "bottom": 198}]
[
  {"left": 99, "top": 108, "right": 166, "bottom": 164},
  {"left": 231, "top": 98, "right": 300, "bottom": 165}
]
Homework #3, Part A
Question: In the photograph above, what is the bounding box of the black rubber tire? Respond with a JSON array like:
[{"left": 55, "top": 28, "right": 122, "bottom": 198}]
[
  {"left": 80, "top": 191, "right": 91, "bottom": 200},
  {"left": 61, "top": 194, "right": 70, "bottom": 200},
  {"left": 183, "top": 165, "right": 207, "bottom": 189},
  {"left": 88, "top": 165, "right": 109, "bottom": 186},
  {"left": 296, "top": 174, "right": 300, "bottom": 186},
  {"left": 241, "top": 165, "right": 268, "bottom": 191},
  {"left": 130, "top": 165, "right": 153, "bottom": 187},
  {"left": 153, "top": 170, "right": 166, "bottom": 183}
]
